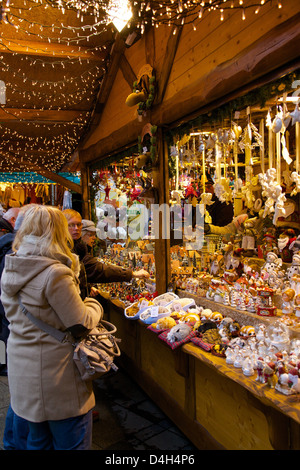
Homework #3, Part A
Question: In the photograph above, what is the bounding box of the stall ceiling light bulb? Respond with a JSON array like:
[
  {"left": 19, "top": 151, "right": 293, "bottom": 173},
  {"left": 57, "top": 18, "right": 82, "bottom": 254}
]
[{"left": 107, "top": 0, "right": 133, "bottom": 32}]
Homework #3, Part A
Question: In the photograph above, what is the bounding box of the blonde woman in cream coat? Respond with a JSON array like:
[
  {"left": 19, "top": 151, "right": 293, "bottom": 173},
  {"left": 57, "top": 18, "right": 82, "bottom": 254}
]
[{"left": 1, "top": 204, "right": 103, "bottom": 450}]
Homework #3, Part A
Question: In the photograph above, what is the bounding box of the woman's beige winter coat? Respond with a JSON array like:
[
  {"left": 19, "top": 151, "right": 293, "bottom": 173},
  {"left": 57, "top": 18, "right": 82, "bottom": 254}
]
[{"left": 1, "top": 240, "right": 103, "bottom": 422}]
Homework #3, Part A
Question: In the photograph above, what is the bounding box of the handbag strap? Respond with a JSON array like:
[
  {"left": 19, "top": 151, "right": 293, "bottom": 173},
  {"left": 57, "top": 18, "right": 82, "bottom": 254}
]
[{"left": 18, "top": 295, "right": 69, "bottom": 344}]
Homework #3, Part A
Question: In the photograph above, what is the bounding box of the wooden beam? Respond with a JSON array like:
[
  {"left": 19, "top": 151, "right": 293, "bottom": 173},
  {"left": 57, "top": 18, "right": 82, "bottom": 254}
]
[
  {"left": 80, "top": 162, "right": 90, "bottom": 218},
  {"left": 152, "top": 127, "right": 171, "bottom": 294},
  {"left": 145, "top": 27, "right": 155, "bottom": 67},
  {"left": 80, "top": 118, "right": 142, "bottom": 164},
  {"left": 156, "top": 23, "right": 183, "bottom": 105},
  {"left": 119, "top": 54, "right": 136, "bottom": 90},
  {"left": 0, "top": 108, "right": 85, "bottom": 122},
  {"left": 35, "top": 170, "right": 82, "bottom": 194},
  {"left": 0, "top": 38, "right": 105, "bottom": 61},
  {"left": 78, "top": 33, "right": 126, "bottom": 146},
  {"left": 1, "top": 151, "right": 82, "bottom": 193}
]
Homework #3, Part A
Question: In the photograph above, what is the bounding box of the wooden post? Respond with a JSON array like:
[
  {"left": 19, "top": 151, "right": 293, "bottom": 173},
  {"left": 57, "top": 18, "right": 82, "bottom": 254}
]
[
  {"left": 152, "top": 127, "right": 171, "bottom": 294},
  {"left": 80, "top": 159, "right": 90, "bottom": 218}
]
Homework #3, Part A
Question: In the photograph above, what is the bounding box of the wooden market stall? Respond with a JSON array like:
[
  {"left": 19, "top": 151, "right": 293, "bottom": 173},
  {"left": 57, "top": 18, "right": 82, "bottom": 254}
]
[
  {"left": 77, "top": 0, "right": 300, "bottom": 450},
  {"left": 79, "top": 0, "right": 300, "bottom": 291},
  {"left": 99, "top": 290, "right": 300, "bottom": 450}
]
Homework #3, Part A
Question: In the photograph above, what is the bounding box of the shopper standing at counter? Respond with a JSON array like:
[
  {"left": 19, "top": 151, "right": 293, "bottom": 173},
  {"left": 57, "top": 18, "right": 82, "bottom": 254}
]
[
  {"left": 0, "top": 208, "right": 20, "bottom": 238},
  {"left": 1, "top": 205, "right": 103, "bottom": 450},
  {"left": 63, "top": 209, "right": 149, "bottom": 299}
]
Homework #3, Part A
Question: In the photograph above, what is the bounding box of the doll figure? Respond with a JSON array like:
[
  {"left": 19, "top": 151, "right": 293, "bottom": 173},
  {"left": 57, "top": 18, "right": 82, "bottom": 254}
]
[
  {"left": 287, "top": 254, "right": 300, "bottom": 287},
  {"left": 261, "top": 228, "right": 278, "bottom": 258},
  {"left": 241, "top": 218, "right": 257, "bottom": 252},
  {"left": 281, "top": 288, "right": 295, "bottom": 315},
  {"left": 278, "top": 229, "right": 296, "bottom": 263},
  {"left": 294, "top": 293, "right": 300, "bottom": 318}
]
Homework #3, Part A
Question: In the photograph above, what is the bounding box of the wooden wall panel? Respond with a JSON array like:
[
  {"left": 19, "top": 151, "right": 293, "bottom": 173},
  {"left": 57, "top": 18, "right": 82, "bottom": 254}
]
[
  {"left": 139, "top": 326, "right": 186, "bottom": 406},
  {"left": 164, "top": 0, "right": 300, "bottom": 104},
  {"left": 82, "top": 0, "right": 300, "bottom": 160},
  {"left": 83, "top": 25, "right": 174, "bottom": 150},
  {"left": 84, "top": 68, "right": 134, "bottom": 148},
  {"left": 194, "top": 359, "right": 275, "bottom": 450},
  {"left": 167, "top": 2, "right": 296, "bottom": 86}
]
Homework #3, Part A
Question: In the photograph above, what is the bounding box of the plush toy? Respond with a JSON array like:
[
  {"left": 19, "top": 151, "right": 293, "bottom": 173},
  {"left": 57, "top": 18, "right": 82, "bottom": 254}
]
[
  {"left": 166, "top": 323, "right": 192, "bottom": 343},
  {"left": 152, "top": 316, "right": 176, "bottom": 330}
]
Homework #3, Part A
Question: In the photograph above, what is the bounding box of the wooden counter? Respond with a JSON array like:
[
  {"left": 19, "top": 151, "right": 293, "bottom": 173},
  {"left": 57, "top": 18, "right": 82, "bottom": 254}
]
[{"left": 98, "top": 292, "right": 300, "bottom": 450}]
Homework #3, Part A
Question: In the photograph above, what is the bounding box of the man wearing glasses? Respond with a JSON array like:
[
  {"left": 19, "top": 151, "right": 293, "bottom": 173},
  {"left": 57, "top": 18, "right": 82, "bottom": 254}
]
[{"left": 63, "top": 209, "right": 149, "bottom": 299}]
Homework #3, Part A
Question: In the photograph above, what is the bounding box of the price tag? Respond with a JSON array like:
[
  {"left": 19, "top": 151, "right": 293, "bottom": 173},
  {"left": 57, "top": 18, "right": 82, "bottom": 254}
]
[
  {"left": 172, "top": 301, "right": 182, "bottom": 311},
  {"left": 151, "top": 306, "right": 159, "bottom": 318},
  {"left": 139, "top": 299, "right": 149, "bottom": 309}
]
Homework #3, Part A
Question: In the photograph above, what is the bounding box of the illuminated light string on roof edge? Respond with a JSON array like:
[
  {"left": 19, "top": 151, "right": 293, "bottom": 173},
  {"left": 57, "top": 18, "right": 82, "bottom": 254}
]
[{"left": 2, "top": 1, "right": 282, "bottom": 35}]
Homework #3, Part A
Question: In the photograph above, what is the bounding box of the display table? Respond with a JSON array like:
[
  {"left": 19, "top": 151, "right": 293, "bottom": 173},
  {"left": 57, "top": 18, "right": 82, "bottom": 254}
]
[{"left": 98, "top": 292, "right": 300, "bottom": 450}]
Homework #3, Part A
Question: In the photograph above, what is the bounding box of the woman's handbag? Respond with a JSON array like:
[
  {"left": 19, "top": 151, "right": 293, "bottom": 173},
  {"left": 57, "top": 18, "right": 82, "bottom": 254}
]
[
  {"left": 73, "top": 320, "right": 121, "bottom": 381},
  {"left": 18, "top": 296, "right": 121, "bottom": 381}
]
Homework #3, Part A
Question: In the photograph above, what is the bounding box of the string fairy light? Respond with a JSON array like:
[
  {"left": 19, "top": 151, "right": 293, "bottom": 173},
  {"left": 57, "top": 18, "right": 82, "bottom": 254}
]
[{"left": 0, "top": 0, "right": 285, "bottom": 174}]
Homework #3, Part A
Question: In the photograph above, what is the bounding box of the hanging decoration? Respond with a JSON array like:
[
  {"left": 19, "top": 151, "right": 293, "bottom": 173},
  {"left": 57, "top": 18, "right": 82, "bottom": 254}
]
[
  {"left": 258, "top": 168, "right": 286, "bottom": 225},
  {"left": 126, "top": 65, "right": 156, "bottom": 117},
  {"left": 290, "top": 172, "right": 300, "bottom": 197}
]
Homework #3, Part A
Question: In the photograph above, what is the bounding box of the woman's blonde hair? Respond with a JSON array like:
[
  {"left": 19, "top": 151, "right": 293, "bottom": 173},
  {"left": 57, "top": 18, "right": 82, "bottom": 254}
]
[
  {"left": 13, "top": 204, "right": 76, "bottom": 269},
  {"left": 62, "top": 208, "right": 82, "bottom": 222}
]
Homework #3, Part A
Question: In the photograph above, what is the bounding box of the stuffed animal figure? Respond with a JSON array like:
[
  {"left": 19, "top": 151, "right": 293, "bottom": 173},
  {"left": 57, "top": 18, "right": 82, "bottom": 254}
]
[{"left": 166, "top": 323, "right": 192, "bottom": 343}]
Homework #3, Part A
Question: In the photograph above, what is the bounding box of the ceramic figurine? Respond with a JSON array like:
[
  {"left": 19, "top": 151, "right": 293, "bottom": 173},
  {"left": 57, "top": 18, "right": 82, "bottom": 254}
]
[
  {"left": 255, "top": 324, "right": 266, "bottom": 342},
  {"left": 240, "top": 325, "right": 256, "bottom": 338},
  {"left": 266, "top": 321, "right": 290, "bottom": 351},
  {"left": 275, "top": 364, "right": 294, "bottom": 395},
  {"left": 288, "top": 369, "right": 300, "bottom": 395},
  {"left": 256, "top": 357, "right": 266, "bottom": 383},
  {"left": 225, "top": 347, "right": 235, "bottom": 364},
  {"left": 293, "top": 294, "right": 300, "bottom": 318},
  {"left": 287, "top": 255, "right": 300, "bottom": 292},
  {"left": 263, "top": 362, "right": 278, "bottom": 388},
  {"left": 233, "top": 350, "right": 244, "bottom": 368},
  {"left": 281, "top": 288, "right": 295, "bottom": 315},
  {"left": 242, "top": 357, "right": 255, "bottom": 377},
  {"left": 241, "top": 217, "right": 257, "bottom": 252},
  {"left": 261, "top": 252, "right": 282, "bottom": 279}
]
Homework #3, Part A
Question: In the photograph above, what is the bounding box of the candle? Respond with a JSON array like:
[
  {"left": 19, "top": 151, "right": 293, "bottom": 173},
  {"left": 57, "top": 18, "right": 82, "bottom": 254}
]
[
  {"left": 215, "top": 143, "right": 221, "bottom": 180},
  {"left": 202, "top": 149, "right": 205, "bottom": 190},
  {"left": 259, "top": 118, "right": 265, "bottom": 173},
  {"left": 268, "top": 128, "right": 273, "bottom": 169},
  {"left": 296, "top": 122, "right": 300, "bottom": 173},
  {"left": 176, "top": 143, "right": 179, "bottom": 191},
  {"left": 276, "top": 132, "right": 281, "bottom": 184}
]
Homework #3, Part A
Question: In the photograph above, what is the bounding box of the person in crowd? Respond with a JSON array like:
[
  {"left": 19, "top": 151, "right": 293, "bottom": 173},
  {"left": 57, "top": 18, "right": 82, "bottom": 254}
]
[
  {"left": 81, "top": 219, "right": 97, "bottom": 251},
  {"left": 0, "top": 208, "right": 20, "bottom": 238},
  {"left": 63, "top": 209, "right": 149, "bottom": 299},
  {"left": 1, "top": 204, "right": 103, "bottom": 450},
  {"left": 204, "top": 175, "right": 234, "bottom": 227},
  {"left": 81, "top": 219, "right": 106, "bottom": 256},
  {"left": 0, "top": 206, "right": 34, "bottom": 449},
  {"left": 0, "top": 207, "right": 30, "bottom": 377}
]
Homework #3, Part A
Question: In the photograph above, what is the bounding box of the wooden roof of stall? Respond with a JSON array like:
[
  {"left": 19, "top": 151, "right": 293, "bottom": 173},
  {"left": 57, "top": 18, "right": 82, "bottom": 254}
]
[
  {"left": 0, "top": 0, "right": 117, "bottom": 192},
  {"left": 0, "top": 0, "right": 300, "bottom": 193},
  {"left": 79, "top": 0, "right": 300, "bottom": 168}
]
